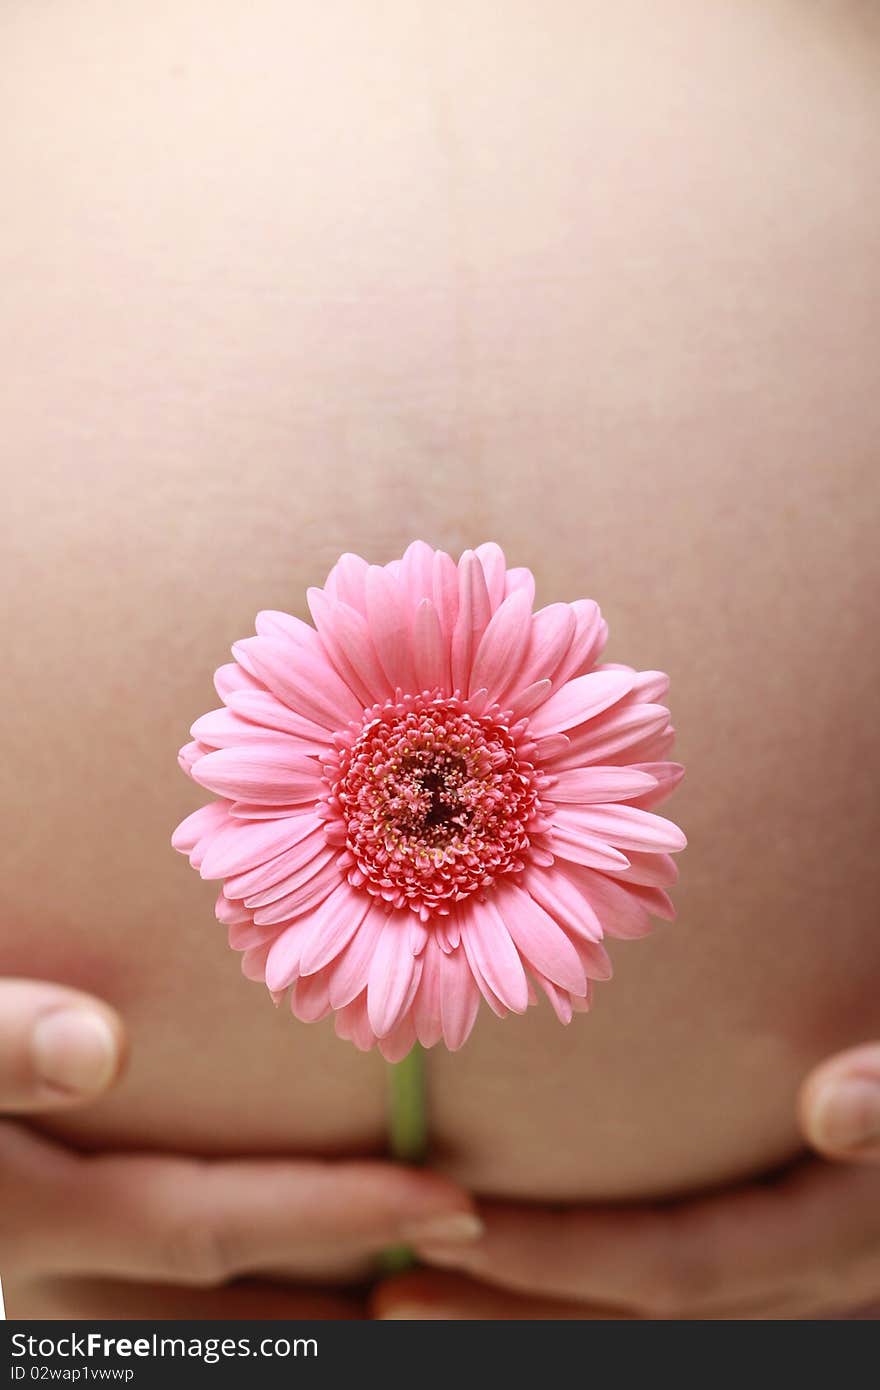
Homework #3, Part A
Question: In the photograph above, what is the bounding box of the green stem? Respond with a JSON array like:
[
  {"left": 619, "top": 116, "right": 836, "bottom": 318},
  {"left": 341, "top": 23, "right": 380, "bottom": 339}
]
[
  {"left": 388, "top": 1042, "right": 428, "bottom": 1164},
  {"left": 378, "top": 1043, "right": 428, "bottom": 1274}
]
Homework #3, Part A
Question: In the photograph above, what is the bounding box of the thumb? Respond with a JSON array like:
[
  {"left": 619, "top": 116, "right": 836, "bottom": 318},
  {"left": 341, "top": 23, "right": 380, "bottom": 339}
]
[
  {"left": 798, "top": 1042, "right": 880, "bottom": 1163},
  {"left": 0, "top": 978, "right": 126, "bottom": 1112}
]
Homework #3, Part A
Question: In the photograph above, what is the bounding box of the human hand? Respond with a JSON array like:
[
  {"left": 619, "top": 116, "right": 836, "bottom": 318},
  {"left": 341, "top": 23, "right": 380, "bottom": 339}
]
[
  {"left": 373, "top": 1157, "right": 880, "bottom": 1319},
  {"left": 374, "top": 1047, "right": 880, "bottom": 1321},
  {"left": 799, "top": 1042, "right": 880, "bottom": 1164},
  {"left": 0, "top": 978, "right": 479, "bottom": 1318},
  {"left": 0, "top": 977, "right": 125, "bottom": 1112}
]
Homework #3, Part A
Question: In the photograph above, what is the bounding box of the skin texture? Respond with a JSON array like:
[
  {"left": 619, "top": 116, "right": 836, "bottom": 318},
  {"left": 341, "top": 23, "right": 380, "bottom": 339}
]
[
  {"left": 1, "top": 0, "right": 879, "bottom": 1316},
  {"left": 3, "top": 981, "right": 878, "bottom": 1320}
]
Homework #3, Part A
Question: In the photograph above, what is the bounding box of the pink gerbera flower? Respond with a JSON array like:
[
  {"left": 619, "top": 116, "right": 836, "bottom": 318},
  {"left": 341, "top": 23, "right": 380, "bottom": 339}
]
[{"left": 173, "top": 542, "right": 686, "bottom": 1061}]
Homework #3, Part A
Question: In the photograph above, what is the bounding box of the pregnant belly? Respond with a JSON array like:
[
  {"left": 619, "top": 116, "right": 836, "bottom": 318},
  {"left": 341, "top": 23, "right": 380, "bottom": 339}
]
[
  {"left": 6, "top": 503, "right": 879, "bottom": 1203},
  {"left": 19, "top": 842, "right": 878, "bottom": 1204},
  {"left": 3, "top": 0, "right": 879, "bottom": 1211}
]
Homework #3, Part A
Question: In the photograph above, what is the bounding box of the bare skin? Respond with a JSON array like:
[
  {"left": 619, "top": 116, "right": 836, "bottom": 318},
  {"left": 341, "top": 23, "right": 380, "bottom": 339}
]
[{"left": 1, "top": 0, "right": 879, "bottom": 1316}]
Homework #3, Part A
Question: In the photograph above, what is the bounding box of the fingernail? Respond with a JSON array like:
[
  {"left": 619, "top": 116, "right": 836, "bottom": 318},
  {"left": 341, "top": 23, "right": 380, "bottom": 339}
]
[
  {"left": 31, "top": 1010, "right": 118, "bottom": 1095},
  {"left": 400, "top": 1212, "right": 484, "bottom": 1244},
  {"left": 812, "top": 1077, "right": 880, "bottom": 1152},
  {"left": 411, "top": 1241, "right": 476, "bottom": 1268}
]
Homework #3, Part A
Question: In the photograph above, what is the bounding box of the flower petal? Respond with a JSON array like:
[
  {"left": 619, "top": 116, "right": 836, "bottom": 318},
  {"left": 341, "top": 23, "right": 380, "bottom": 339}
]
[
  {"left": 439, "top": 944, "right": 482, "bottom": 1050},
  {"left": 199, "top": 811, "right": 322, "bottom": 881},
  {"left": 572, "top": 937, "right": 613, "bottom": 980},
  {"left": 560, "top": 865, "right": 660, "bottom": 940},
  {"left": 222, "top": 689, "right": 333, "bottom": 749},
  {"left": 229, "top": 801, "right": 324, "bottom": 820},
  {"left": 400, "top": 540, "right": 437, "bottom": 610},
  {"left": 529, "top": 669, "right": 637, "bottom": 738},
  {"left": 215, "top": 892, "right": 251, "bottom": 925},
  {"left": 605, "top": 850, "right": 679, "bottom": 888},
  {"left": 549, "top": 823, "right": 631, "bottom": 871},
  {"left": 501, "top": 602, "right": 576, "bottom": 699},
  {"left": 532, "top": 733, "right": 571, "bottom": 762},
  {"left": 460, "top": 897, "right": 529, "bottom": 1014},
  {"left": 412, "top": 598, "right": 450, "bottom": 694},
  {"left": 554, "top": 804, "right": 687, "bottom": 853},
  {"left": 618, "top": 669, "right": 670, "bottom": 703},
  {"left": 306, "top": 586, "right": 381, "bottom": 709},
  {"left": 290, "top": 969, "right": 333, "bottom": 1023},
  {"left": 546, "top": 766, "right": 659, "bottom": 805},
  {"left": 191, "top": 709, "right": 323, "bottom": 755},
  {"left": 507, "top": 678, "right": 552, "bottom": 719},
  {"left": 468, "top": 588, "right": 533, "bottom": 702},
  {"left": 298, "top": 881, "right": 373, "bottom": 976},
  {"left": 241, "top": 943, "right": 272, "bottom": 982},
  {"left": 367, "top": 910, "right": 417, "bottom": 1037},
  {"left": 171, "top": 801, "right": 230, "bottom": 857},
  {"left": 177, "top": 741, "right": 204, "bottom": 776},
  {"left": 547, "top": 703, "right": 670, "bottom": 768},
  {"left": 494, "top": 883, "right": 587, "bottom": 996},
  {"left": 321, "top": 597, "right": 392, "bottom": 706},
  {"left": 605, "top": 725, "right": 676, "bottom": 768},
  {"left": 521, "top": 864, "right": 605, "bottom": 943},
  {"left": 191, "top": 745, "right": 324, "bottom": 806},
  {"left": 504, "top": 567, "right": 536, "bottom": 608},
  {"left": 377, "top": 1013, "right": 419, "bottom": 1063},
  {"left": 474, "top": 541, "right": 507, "bottom": 610},
  {"left": 431, "top": 549, "right": 460, "bottom": 640},
  {"left": 233, "top": 635, "right": 362, "bottom": 730},
  {"left": 364, "top": 565, "right": 418, "bottom": 693},
  {"left": 534, "top": 974, "right": 574, "bottom": 1024},
  {"left": 228, "top": 919, "right": 277, "bottom": 951},
  {"left": 251, "top": 860, "right": 342, "bottom": 925},
  {"left": 333, "top": 993, "right": 375, "bottom": 1050},
  {"left": 621, "top": 884, "right": 676, "bottom": 921},
  {"left": 461, "top": 949, "right": 509, "bottom": 1017},
  {"left": 236, "top": 841, "right": 336, "bottom": 909},
  {"left": 265, "top": 919, "right": 315, "bottom": 992},
  {"left": 254, "top": 610, "right": 319, "bottom": 644},
  {"left": 326, "top": 552, "right": 370, "bottom": 613},
  {"left": 548, "top": 599, "right": 607, "bottom": 690},
  {"left": 214, "top": 662, "right": 261, "bottom": 700},
  {"left": 328, "top": 900, "right": 389, "bottom": 1009},
  {"left": 627, "top": 761, "right": 686, "bottom": 810},
  {"left": 450, "top": 550, "right": 492, "bottom": 695},
  {"left": 412, "top": 938, "right": 444, "bottom": 1047}
]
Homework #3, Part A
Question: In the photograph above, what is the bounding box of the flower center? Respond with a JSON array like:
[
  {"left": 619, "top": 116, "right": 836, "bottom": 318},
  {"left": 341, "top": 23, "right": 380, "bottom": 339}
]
[{"left": 326, "top": 692, "right": 543, "bottom": 917}]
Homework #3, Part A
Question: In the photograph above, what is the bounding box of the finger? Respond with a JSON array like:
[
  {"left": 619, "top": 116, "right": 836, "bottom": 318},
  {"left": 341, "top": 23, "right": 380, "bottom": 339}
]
[
  {"left": 0, "top": 1120, "right": 480, "bottom": 1285},
  {"left": 412, "top": 1160, "right": 880, "bottom": 1316},
  {"left": 799, "top": 1043, "right": 880, "bottom": 1162},
  {"left": 7, "top": 1274, "right": 360, "bottom": 1320},
  {"left": 0, "top": 978, "right": 125, "bottom": 1111},
  {"left": 373, "top": 1271, "right": 878, "bottom": 1322},
  {"left": 372, "top": 1270, "right": 625, "bottom": 1320}
]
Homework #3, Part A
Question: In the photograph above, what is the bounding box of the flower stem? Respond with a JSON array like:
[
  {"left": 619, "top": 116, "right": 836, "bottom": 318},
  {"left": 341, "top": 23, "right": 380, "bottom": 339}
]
[
  {"left": 388, "top": 1042, "right": 428, "bottom": 1164},
  {"left": 379, "top": 1043, "right": 428, "bottom": 1274}
]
